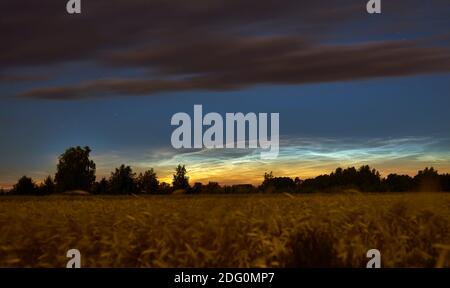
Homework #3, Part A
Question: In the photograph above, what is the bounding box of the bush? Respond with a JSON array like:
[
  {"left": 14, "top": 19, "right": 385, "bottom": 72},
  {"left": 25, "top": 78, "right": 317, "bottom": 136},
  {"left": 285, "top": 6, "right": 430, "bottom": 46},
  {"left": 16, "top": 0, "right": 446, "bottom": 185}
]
[{"left": 12, "top": 176, "right": 38, "bottom": 195}]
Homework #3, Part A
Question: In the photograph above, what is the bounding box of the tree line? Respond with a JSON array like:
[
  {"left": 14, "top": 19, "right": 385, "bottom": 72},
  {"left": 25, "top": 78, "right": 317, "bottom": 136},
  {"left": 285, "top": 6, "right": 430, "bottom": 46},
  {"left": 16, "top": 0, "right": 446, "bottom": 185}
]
[
  {"left": 2, "top": 146, "right": 450, "bottom": 195},
  {"left": 262, "top": 166, "right": 450, "bottom": 193}
]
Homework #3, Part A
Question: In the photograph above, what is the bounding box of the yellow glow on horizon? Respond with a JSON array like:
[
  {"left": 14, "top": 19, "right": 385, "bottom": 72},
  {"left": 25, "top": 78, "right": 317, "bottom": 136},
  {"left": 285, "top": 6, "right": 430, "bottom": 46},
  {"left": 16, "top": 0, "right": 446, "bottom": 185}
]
[
  {"left": 2, "top": 161, "right": 450, "bottom": 189},
  {"left": 3, "top": 136, "right": 450, "bottom": 188},
  {"left": 153, "top": 161, "right": 450, "bottom": 186}
]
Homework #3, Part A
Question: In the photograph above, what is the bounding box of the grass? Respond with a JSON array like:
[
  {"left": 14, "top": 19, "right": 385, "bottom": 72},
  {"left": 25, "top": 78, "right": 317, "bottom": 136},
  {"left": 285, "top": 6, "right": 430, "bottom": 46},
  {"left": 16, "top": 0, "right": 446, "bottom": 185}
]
[{"left": 0, "top": 193, "right": 449, "bottom": 268}]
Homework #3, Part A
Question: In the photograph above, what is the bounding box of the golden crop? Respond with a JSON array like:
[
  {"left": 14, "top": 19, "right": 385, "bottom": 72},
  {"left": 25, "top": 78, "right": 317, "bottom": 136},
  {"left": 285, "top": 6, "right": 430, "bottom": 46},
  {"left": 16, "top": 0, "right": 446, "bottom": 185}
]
[{"left": 0, "top": 193, "right": 449, "bottom": 268}]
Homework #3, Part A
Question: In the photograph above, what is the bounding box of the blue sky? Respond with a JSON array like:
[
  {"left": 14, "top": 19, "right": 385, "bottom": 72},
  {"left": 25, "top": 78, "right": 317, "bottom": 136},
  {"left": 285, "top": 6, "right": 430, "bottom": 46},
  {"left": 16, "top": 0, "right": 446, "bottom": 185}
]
[{"left": 1, "top": 74, "right": 449, "bottom": 186}]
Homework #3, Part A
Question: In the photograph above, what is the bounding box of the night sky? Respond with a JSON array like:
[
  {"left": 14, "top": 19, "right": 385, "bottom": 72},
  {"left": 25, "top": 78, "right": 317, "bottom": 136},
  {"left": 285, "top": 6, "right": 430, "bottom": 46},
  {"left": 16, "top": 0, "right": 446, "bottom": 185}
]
[{"left": 1, "top": 0, "right": 449, "bottom": 187}]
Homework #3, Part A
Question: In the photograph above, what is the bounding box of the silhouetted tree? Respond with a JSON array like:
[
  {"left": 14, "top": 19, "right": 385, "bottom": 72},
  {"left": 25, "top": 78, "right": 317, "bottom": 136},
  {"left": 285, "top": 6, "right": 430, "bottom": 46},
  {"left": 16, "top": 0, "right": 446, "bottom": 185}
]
[
  {"left": 298, "top": 166, "right": 382, "bottom": 193},
  {"left": 203, "top": 182, "right": 221, "bottom": 194},
  {"left": 55, "top": 146, "right": 96, "bottom": 192},
  {"left": 13, "top": 176, "right": 38, "bottom": 195},
  {"left": 190, "top": 182, "right": 203, "bottom": 194},
  {"left": 441, "top": 174, "right": 450, "bottom": 192},
  {"left": 261, "top": 172, "right": 296, "bottom": 192},
  {"left": 414, "top": 167, "right": 441, "bottom": 191},
  {"left": 159, "top": 182, "right": 172, "bottom": 194},
  {"left": 172, "top": 165, "right": 189, "bottom": 190},
  {"left": 230, "top": 184, "right": 256, "bottom": 194},
  {"left": 137, "top": 169, "right": 159, "bottom": 194},
  {"left": 109, "top": 165, "right": 137, "bottom": 194},
  {"left": 92, "top": 178, "right": 109, "bottom": 195},
  {"left": 39, "top": 175, "right": 56, "bottom": 195},
  {"left": 356, "top": 165, "right": 382, "bottom": 192},
  {"left": 261, "top": 171, "right": 275, "bottom": 192},
  {"left": 383, "top": 174, "right": 413, "bottom": 192}
]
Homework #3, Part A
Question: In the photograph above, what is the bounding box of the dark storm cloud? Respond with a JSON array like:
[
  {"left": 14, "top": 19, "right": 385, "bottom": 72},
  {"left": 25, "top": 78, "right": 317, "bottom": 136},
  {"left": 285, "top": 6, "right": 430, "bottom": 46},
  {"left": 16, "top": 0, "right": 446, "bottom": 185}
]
[
  {"left": 105, "top": 37, "right": 450, "bottom": 81},
  {"left": 22, "top": 39, "right": 450, "bottom": 99},
  {"left": 0, "top": 0, "right": 356, "bottom": 67},
  {"left": 2, "top": 0, "right": 450, "bottom": 99},
  {"left": 0, "top": 74, "right": 49, "bottom": 83}
]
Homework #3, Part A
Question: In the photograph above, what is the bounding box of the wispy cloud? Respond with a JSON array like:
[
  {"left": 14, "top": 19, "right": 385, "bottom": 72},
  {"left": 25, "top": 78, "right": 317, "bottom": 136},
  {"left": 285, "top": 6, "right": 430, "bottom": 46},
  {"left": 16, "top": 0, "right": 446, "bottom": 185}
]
[
  {"left": 86, "top": 136, "right": 450, "bottom": 185},
  {"left": 1, "top": 136, "right": 448, "bottom": 187},
  {"left": 21, "top": 40, "right": 450, "bottom": 100}
]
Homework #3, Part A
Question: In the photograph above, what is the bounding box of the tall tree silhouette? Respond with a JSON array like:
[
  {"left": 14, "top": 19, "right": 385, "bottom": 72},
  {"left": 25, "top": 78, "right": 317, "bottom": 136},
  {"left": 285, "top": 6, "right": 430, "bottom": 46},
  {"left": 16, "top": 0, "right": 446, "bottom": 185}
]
[
  {"left": 137, "top": 169, "right": 159, "bottom": 194},
  {"left": 55, "top": 146, "right": 96, "bottom": 192},
  {"left": 39, "top": 175, "right": 56, "bottom": 195},
  {"left": 172, "top": 165, "right": 189, "bottom": 190},
  {"left": 109, "top": 165, "right": 137, "bottom": 194}
]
